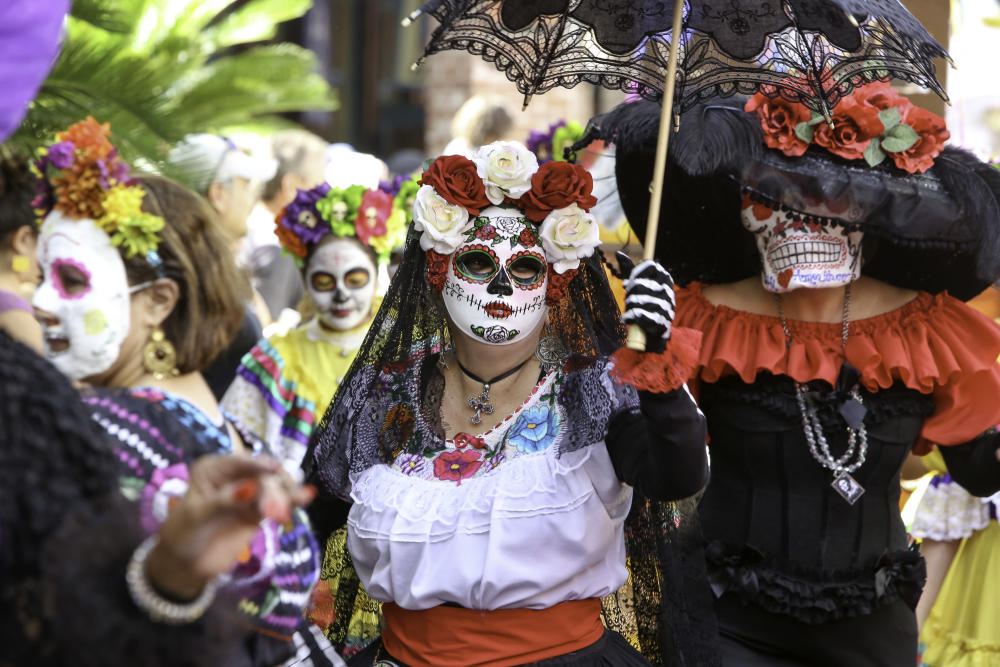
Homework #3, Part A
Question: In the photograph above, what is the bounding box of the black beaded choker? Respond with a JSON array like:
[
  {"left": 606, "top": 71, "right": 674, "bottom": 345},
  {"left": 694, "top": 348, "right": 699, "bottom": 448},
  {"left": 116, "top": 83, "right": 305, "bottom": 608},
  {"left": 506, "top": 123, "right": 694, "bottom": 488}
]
[{"left": 456, "top": 357, "right": 532, "bottom": 425}]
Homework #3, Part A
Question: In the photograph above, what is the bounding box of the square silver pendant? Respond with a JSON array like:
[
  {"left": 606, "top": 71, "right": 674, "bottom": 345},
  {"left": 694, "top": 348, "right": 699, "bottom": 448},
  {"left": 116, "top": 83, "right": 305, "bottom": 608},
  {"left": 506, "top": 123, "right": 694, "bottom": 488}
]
[{"left": 831, "top": 472, "right": 865, "bottom": 505}]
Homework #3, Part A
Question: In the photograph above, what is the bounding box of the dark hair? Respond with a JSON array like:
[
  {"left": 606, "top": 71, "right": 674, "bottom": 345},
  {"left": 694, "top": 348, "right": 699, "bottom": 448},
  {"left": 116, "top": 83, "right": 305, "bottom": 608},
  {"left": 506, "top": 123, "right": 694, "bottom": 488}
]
[
  {"left": 0, "top": 153, "right": 39, "bottom": 249},
  {"left": 126, "top": 174, "right": 248, "bottom": 373}
]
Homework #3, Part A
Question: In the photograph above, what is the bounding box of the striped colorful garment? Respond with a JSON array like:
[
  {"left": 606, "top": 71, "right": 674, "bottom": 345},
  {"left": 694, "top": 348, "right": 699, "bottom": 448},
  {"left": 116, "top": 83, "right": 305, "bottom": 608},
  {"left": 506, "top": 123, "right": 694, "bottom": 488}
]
[
  {"left": 223, "top": 319, "right": 362, "bottom": 477},
  {"left": 81, "top": 386, "right": 338, "bottom": 667}
]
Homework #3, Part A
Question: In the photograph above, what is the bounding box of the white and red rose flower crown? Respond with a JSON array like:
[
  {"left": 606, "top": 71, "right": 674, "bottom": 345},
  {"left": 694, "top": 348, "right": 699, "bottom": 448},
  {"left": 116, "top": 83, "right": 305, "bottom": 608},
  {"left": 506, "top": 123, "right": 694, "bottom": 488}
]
[{"left": 413, "top": 141, "right": 601, "bottom": 304}]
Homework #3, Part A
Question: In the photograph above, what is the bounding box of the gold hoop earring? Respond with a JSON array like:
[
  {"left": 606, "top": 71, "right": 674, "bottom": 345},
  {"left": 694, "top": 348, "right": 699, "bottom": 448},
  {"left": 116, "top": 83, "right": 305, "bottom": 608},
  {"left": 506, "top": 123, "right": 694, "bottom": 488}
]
[
  {"left": 143, "top": 328, "right": 179, "bottom": 380},
  {"left": 11, "top": 255, "right": 30, "bottom": 274}
]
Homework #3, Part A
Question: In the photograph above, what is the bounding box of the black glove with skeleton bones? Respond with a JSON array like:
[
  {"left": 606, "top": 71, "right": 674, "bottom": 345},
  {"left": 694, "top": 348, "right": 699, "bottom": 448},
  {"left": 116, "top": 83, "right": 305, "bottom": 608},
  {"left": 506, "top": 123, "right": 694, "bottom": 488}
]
[{"left": 618, "top": 252, "right": 675, "bottom": 354}]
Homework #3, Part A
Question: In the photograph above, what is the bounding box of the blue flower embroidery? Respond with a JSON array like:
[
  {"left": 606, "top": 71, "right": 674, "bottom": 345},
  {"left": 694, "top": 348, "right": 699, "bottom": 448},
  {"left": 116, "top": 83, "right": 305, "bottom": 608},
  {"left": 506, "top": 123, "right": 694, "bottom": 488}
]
[{"left": 508, "top": 405, "right": 559, "bottom": 453}]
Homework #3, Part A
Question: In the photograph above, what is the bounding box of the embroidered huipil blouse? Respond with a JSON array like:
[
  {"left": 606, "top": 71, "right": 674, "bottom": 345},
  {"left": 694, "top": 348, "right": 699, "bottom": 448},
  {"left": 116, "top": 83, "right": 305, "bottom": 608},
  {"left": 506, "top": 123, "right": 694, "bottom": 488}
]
[{"left": 330, "top": 341, "right": 708, "bottom": 613}]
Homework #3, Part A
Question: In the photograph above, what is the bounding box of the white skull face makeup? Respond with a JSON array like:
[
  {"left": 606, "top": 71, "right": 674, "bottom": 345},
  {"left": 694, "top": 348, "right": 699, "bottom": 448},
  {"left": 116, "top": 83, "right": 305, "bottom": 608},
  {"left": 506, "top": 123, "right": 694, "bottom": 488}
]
[
  {"left": 442, "top": 206, "right": 548, "bottom": 345},
  {"left": 741, "top": 194, "right": 864, "bottom": 292},
  {"left": 33, "top": 212, "right": 132, "bottom": 381},
  {"left": 307, "top": 237, "right": 377, "bottom": 331}
]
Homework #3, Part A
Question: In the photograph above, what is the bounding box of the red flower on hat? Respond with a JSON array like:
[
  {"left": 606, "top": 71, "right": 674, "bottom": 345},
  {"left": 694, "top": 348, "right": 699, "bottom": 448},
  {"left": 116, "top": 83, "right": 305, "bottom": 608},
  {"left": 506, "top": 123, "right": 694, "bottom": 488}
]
[
  {"left": 517, "top": 161, "right": 597, "bottom": 223},
  {"left": 856, "top": 81, "right": 906, "bottom": 113},
  {"left": 745, "top": 93, "right": 812, "bottom": 157},
  {"left": 355, "top": 189, "right": 392, "bottom": 245},
  {"left": 813, "top": 96, "right": 883, "bottom": 162},
  {"left": 419, "top": 155, "right": 490, "bottom": 215},
  {"left": 888, "top": 105, "right": 949, "bottom": 174}
]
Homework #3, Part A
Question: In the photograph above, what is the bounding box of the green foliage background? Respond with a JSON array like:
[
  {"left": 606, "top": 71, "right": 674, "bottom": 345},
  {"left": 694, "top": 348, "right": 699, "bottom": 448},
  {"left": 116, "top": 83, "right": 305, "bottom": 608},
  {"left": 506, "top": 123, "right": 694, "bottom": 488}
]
[{"left": 4, "top": 0, "right": 337, "bottom": 179}]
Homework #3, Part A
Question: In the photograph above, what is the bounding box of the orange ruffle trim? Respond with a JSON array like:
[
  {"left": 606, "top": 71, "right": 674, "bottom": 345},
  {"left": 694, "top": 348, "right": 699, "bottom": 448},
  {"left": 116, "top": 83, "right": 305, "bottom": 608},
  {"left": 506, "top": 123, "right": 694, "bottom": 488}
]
[
  {"left": 609, "top": 326, "right": 702, "bottom": 394},
  {"left": 676, "top": 283, "right": 1000, "bottom": 449}
]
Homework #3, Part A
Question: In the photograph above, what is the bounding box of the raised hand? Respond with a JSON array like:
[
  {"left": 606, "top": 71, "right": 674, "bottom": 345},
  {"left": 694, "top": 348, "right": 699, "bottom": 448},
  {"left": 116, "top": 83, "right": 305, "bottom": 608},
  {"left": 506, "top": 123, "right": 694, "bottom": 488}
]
[
  {"left": 145, "top": 454, "right": 316, "bottom": 600},
  {"left": 618, "top": 252, "right": 675, "bottom": 353}
]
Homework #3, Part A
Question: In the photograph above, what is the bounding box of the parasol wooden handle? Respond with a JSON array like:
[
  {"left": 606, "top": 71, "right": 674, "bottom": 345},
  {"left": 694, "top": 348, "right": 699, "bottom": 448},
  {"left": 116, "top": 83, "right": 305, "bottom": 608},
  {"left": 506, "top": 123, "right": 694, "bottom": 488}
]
[{"left": 627, "top": 0, "right": 686, "bottom": 351}]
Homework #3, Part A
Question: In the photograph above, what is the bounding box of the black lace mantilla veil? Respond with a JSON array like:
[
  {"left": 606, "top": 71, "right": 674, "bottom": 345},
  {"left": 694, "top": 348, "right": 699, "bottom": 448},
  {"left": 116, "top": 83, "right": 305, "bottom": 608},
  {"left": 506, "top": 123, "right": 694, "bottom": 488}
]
[{"left": 304, "top": 226, "right": 720, "bottom": 665}]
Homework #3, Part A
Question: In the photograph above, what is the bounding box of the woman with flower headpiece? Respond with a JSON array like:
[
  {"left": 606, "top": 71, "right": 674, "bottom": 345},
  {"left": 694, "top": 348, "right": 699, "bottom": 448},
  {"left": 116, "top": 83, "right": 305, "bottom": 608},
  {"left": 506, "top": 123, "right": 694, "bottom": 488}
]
[
  {"left": 0, "top": 153, "right": 44, "bottom": 351},
  {"left": 303, "top": 139, "right": 710, "bottom": 666},
  {"left": 31, "top": 118, "right": 342, "bottom": 667},
  {"left": 221, "top": 177, "right": 412, "bottom": 658},
  {"left": 593, "top": 82, "right": 1000, "bottom": 665}
]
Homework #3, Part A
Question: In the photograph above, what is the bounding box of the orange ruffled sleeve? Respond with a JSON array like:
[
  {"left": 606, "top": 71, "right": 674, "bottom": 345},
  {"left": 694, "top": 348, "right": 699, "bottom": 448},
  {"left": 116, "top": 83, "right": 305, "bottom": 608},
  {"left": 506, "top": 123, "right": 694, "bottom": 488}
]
[{"left": 675, "top": 284, "right": 1000, "bottom": 451}]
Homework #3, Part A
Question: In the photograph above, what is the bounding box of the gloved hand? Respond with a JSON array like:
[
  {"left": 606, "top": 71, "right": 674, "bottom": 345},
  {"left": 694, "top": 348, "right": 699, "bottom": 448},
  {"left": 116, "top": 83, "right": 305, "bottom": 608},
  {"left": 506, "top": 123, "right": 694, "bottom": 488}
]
[{"left": 618, "top": 252, "right": 675, "bottom": 353}]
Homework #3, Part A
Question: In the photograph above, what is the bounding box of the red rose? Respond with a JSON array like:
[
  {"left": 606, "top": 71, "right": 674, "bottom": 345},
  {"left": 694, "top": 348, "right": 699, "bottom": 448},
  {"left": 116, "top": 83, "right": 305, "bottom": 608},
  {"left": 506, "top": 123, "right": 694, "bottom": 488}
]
[
  {"left": 517, "top": 162, "right": 597, "bottom": 223},
  {"left": 475, "top": 223, "right": 498, "bottom": 241},
  {"left": 813, "top": 96, "right": 882, "bottom": 161},
  {"left": 425, "top": 249, "right": 449, "bottom": 291},
  {"left": 888, "top": 105, "right": 949, "bottom": 174},
  {"left": 744, "top": 93, "right": 811, "bottom": 157},
  {"left": 419, "top": 155, "right": 490, "bottom": 215},
  {"left": 855, "top": 80, "right": 906, "bottom": 113},
  {"left": 518, "top": 227, "right": 537, "bottom": 247}
]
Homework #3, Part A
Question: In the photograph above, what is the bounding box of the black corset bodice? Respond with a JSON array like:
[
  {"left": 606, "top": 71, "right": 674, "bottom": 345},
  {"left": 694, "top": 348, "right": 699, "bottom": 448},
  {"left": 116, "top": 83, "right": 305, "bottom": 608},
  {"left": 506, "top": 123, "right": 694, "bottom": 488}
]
[{"left": 698, "top": 372, "right": 934, "bottom": 623}]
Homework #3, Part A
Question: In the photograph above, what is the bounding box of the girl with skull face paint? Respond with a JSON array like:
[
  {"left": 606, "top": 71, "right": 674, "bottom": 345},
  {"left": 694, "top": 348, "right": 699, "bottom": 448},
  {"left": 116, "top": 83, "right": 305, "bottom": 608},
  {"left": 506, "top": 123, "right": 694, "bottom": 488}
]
[
  {"left": 222, "top": 179, "right": 410, "bottom": 657},
  {"left": 304, "top": 141, "right": 710, "bottom": 667},
  {"left": 31, "top": 119, "right": 342, "bottom": 667},
  {"left": 596, "top": 84, "right": 1000, "bottom": 665}
]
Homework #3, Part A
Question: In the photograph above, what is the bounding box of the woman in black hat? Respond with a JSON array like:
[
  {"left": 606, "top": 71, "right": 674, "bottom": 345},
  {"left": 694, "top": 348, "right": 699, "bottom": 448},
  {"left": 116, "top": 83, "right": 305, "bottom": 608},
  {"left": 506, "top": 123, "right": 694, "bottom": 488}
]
[{"left": 594, "top": 82, "right": 1000, "bottom": 666}]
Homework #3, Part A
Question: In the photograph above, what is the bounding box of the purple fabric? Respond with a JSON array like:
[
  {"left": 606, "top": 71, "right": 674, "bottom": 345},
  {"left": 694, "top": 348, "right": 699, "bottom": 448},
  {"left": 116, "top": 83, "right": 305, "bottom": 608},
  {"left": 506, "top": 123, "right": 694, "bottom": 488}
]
[
  {"left": 0, "top": 290, "right": 32, "bottom": 315},
  {"left": 0, "top": 0, "right": 70, "bottom": 142}
]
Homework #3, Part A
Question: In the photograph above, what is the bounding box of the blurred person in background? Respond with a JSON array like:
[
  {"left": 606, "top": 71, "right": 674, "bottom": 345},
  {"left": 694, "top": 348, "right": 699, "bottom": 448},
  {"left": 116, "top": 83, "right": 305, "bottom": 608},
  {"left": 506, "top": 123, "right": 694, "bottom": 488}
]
[
  {"left": 443, "top": 95, "right": 514, "bottom": 157},
  {"left": 0, "top": 153, "right": 42, "bottom": 351},
  {"left": 32, "top": 119, "right": 343, "bottom": 667},
  {"left": 168, "top": 133, "right": 278, "bottom": 399},
  {"left": 245, "top": 129, "right": 330, "bottom": 322}
]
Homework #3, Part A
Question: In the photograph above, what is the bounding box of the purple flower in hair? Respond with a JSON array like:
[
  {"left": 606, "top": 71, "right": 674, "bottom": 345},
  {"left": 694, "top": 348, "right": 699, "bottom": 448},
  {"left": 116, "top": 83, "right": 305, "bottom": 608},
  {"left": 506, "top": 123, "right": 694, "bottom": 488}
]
[
  {"left": 47, "top": 141, "right": 75, "bottom": 169},
  {"left": 282, "top": 182, "right": 331, "bottom": 245},
  {"left": 379, "top": 174, "right": 407, "bottom": 198},
  {"left": 526, "top": 121, "right": 566, "bottom": 164}
]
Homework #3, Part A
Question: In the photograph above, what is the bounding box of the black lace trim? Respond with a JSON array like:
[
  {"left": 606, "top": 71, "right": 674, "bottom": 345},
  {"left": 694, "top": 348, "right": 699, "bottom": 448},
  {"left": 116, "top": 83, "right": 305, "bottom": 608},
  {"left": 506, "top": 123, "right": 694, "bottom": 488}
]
[
  {"left": 705, "top": 541, "right": 925, "bottom": 624},
  {"left": 703, "top": 373, "right": 934, "bottom": 429}
]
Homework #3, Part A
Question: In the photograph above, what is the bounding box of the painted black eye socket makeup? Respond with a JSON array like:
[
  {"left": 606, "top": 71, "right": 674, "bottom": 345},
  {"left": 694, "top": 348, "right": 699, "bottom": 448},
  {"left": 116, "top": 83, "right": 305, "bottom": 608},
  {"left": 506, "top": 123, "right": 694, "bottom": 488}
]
[
  {"left": 311, "top": 272, "right": 336, "bottom": 292},
  {"left": 507, "top": 255, "right": 545, "bottom": 285},
  {"left": 456, "top": 249, "right": 498, "bottom": 281},
  {"left": 343, "top": 267, "right": 371, "bottom": 289}
]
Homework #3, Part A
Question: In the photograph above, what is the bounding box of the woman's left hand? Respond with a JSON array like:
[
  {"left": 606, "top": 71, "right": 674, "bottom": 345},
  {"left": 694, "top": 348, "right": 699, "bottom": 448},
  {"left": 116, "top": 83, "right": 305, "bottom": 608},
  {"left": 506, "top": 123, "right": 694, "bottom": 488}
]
[{"left": 619, "top": 252, "right": 675, "bottom": 353}]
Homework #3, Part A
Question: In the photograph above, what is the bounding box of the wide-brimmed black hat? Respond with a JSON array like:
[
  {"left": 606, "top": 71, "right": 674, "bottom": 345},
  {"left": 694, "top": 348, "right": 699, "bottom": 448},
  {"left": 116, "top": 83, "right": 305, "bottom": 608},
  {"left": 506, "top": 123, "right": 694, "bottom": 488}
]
[{"left": 585, "top": 98, "right": 1000, "bottom": 300}]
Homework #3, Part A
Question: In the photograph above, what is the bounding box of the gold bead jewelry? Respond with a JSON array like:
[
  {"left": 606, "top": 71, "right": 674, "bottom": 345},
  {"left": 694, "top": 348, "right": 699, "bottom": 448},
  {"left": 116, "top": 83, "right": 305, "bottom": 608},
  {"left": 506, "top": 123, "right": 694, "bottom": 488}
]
[
  {"left": 11, "top": 254, "right": 30, "bottom": 274},
  {"left": 143, "top": 328, "right": 180, "bottom": 380}
]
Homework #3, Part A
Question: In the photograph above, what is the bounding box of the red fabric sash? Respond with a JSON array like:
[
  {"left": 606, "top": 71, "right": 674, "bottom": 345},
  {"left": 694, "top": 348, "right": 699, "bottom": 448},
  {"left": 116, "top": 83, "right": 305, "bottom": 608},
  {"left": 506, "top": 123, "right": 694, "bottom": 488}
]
[{"left": 381, "top": 598, "right": 605, "bottom": 667}]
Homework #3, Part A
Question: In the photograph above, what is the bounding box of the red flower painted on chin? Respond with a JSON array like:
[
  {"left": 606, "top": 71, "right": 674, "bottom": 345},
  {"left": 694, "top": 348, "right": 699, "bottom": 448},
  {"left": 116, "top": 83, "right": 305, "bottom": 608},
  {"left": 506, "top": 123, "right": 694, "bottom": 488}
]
[
  {"left": 452, "top": 433, "right": 487, "bottom": 449},
  {"left": 433, "top": 449, "right": 483, "bottom": 484}
]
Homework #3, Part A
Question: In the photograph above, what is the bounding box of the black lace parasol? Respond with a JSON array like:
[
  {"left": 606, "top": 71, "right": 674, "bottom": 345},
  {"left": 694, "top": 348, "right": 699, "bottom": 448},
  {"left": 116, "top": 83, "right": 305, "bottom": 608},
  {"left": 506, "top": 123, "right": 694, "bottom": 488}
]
[{"left": 407, "top": 0, "right": 949, "bottom": 116}]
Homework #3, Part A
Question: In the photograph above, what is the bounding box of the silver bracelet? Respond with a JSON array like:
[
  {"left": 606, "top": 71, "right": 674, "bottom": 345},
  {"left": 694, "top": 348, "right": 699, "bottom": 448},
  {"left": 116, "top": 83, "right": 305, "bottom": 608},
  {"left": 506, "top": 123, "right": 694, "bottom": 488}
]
[{"left": 125, "top": 534, "right": 218, "bottom": 625}]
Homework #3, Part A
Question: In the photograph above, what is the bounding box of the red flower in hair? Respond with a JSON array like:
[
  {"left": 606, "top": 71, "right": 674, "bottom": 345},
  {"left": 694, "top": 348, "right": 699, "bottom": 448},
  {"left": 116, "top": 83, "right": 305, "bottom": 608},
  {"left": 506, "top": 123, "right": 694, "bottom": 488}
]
[
  {"left": 419, "top": 155, "right": 490, "bottom": 215},
  {"left": 545, "top": 267, "right": 577, "bottom": 305},
  {"left": 355, "top": 189, "right": 392, "bottom": 245},
  {"left": 856, "top": 81, "right": 906, "bottom": 113},
  {"left": 518, "top": 162, "right": 597, "bottom": 223},
  {"left": 425, "top": 249, "right": 449, "bottom": 291},
  {"left": 744, "top": 93, "right": 811, "bottom": 157},
  {"left": 275, "top": 216, "right": 308, "bottom": 258},
  {"left": 813, "top": 96, "right": 882, "bottom": 161},
  {"left": 888, "top": 105, "right": 949, "bottom": 174}
]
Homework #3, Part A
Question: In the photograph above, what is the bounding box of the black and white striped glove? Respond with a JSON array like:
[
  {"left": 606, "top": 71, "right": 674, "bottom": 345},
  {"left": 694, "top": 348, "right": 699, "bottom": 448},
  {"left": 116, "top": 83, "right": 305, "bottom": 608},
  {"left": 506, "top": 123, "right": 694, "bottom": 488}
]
[{"left": 619, "top": 253, "right": 675, "bottom": 353}]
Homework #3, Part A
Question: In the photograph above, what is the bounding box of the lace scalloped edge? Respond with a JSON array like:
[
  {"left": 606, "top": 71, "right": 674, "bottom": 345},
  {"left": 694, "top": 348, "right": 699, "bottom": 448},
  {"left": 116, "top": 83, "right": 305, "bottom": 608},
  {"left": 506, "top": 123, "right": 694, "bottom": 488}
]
[
  {"left": 911, "top": 481, "right": 993, "bottom": 541},
  {"left": 608, "top": 327, "right": 702, "bottom": 393}
]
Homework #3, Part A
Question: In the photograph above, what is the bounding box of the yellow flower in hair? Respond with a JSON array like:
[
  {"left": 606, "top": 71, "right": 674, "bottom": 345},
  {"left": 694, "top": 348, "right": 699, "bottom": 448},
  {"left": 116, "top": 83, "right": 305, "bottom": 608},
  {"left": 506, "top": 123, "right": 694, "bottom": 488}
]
[
  {"left": 110, "top": 211, "right": 165, "bottom": 258},
  {"left": 96, "top": 185, "right": 146, "bottom": 233}
]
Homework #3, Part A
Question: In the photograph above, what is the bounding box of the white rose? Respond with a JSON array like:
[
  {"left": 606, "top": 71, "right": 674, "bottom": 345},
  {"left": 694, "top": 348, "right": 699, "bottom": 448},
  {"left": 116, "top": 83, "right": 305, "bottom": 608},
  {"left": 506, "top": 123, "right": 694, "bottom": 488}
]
[
  {"left": 539, "top": 204, "right": 600, "bottom": 273},
  {"left": 474, "top": 141, "right": 539, "bottom": 205},
  {"left": 412, "top": 184, "right": 472, "bottom": 254}
]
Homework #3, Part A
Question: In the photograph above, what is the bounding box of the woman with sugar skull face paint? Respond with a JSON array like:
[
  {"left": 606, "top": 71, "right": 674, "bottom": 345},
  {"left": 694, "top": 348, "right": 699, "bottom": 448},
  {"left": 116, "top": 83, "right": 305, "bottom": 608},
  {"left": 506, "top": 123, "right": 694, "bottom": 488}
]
[
  {"left": 597, "top": 87, "right": 1000, "bottom": 665},
  {"left": 31, "top": 119, "right": 343, "bottom": 667},
  {"left": 304, "top": 141, "right": 710, "bottom": 667},
  {"left": 222, "top": 178, "right": 410, "bottom": 657}
]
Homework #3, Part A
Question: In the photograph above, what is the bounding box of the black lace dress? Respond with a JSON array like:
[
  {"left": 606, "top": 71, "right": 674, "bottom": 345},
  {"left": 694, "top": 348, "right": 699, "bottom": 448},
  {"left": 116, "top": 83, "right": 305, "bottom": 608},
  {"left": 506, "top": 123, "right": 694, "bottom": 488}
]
[{"left": 676, "top": 285, "right": 1000, "bottom": 666}]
